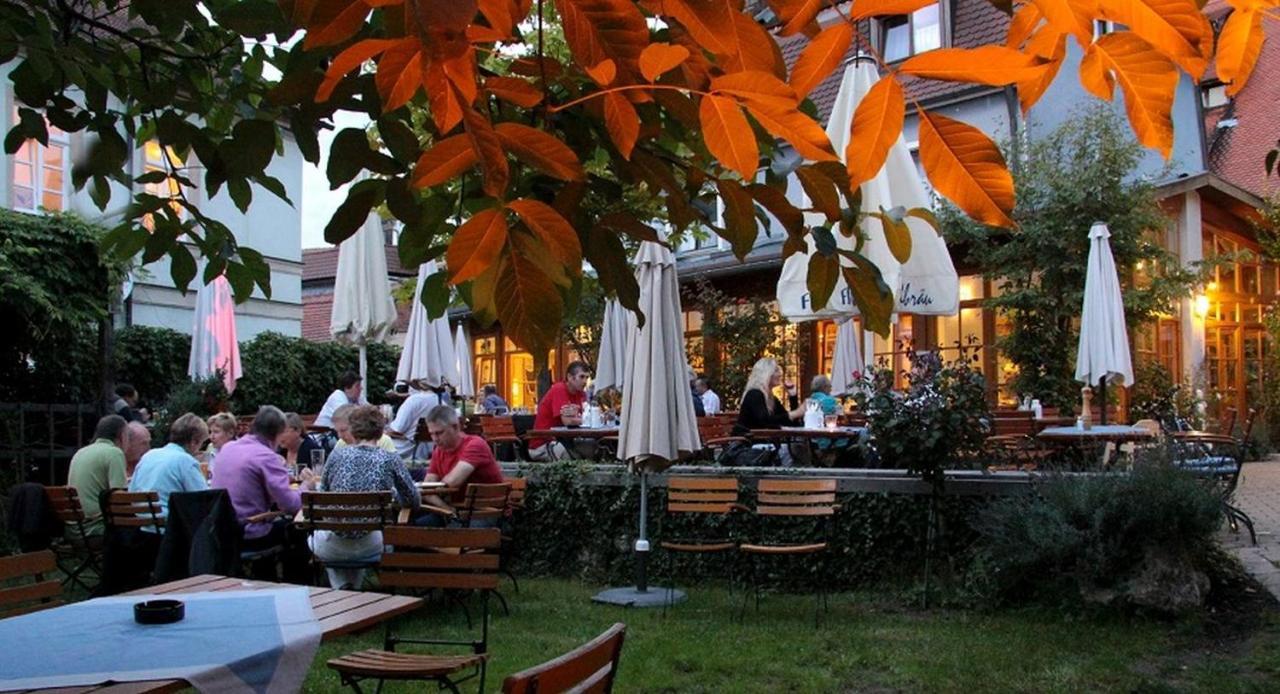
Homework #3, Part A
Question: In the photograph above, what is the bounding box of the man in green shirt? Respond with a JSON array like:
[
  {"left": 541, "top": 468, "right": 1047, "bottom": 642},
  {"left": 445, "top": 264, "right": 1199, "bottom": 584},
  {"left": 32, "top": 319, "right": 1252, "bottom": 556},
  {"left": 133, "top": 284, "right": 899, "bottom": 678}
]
[{"left": 66, "top": 415, "right": 129, "bottom": 536}]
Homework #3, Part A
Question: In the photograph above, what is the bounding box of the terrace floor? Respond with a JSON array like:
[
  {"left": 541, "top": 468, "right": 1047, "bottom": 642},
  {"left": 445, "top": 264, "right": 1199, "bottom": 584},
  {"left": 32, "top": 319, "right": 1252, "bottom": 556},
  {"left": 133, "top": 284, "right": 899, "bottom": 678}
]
[{"left": 1224, "top": 458, "right": 1280, "bottom": 600}]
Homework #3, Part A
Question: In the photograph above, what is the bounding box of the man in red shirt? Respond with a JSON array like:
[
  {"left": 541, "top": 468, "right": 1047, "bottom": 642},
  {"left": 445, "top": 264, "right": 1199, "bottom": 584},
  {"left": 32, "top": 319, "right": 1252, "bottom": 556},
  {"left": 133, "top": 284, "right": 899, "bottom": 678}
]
[
  {"left": 527, "top": 361, "right": 591, "bottom": 461},
  {"left": 418, "top": 405, "right": 505, "bottom": 527}
]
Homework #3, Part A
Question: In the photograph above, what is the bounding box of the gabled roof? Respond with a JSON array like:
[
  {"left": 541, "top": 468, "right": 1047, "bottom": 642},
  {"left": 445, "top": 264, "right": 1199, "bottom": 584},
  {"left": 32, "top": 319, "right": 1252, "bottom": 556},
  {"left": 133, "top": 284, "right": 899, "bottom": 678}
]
[{"left": 302, "top": 245, "right": 416, "bottom": 284}]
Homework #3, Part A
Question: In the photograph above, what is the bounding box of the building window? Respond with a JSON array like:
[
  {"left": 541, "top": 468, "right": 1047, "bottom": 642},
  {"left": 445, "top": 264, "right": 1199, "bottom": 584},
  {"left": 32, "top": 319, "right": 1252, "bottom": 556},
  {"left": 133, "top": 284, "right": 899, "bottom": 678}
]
[
  {"left": 473, "top": 336, "right": 498, "bottom": 394},
  {"left": 683, "top": 309, "right": 705, "bottom": 373},
  {"left": 880, "top": 3, "right": 944, "bottom": 63},
  {"left": 10, "top": 110, "right": 69, "bottom": 213},
  {"left": 1201, "top": 83, "right": 1228, "bottom": 109}
]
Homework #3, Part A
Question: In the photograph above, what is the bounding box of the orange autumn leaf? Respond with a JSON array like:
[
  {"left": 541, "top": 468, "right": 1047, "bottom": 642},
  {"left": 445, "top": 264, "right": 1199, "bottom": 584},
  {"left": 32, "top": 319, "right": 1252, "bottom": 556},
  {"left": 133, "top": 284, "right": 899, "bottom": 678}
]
[
  {"left": 899, "top": 46, "right": 1051, "bottom": 86},
  {"left": 1006, "top": 3, "right": 1045, "bottom": 49},
  {"left": 303, "top": 0, "right": 369, "bottom": 49},
  {"left": 493, "top": 245, "right": 563, "bottom": 358},
  {"left": 641, "top": 0, "right": 735, "bottom": 55},
  {"left": 639, "top": 43, "right": 691, "bottom": 82},
  {"left": 506, "top": 199, "right": 583, "bottom": 266},
  {"left": 374, "top": 42, "right": 423, "bottom": 111},
  {"left": 411, "top": 134, "right": 479, "bottom": 188},
  {"left": 1026, "top": 0, "right": 1094, "bottom": 48},
  {"left": 557, "top": 0, "right": 648, "bottom": 82},
  {"left": 710, "top": 70, "right": 798, "bottom": 110},
  {"left": 462, "top": 105, "right": 510, "bottom": 197},
  {"left": 603, "top": 91, "right": 640, "bottom": 159},
  {"left": 773, "top": 0, "right": 825, "bottom": 36},
  {"left": 846, "top": 75, "right": 905, "bottom": 189},
  {"left": 1097, "top": 0, "right": 1212, "bottom": 79},
  {"left": 585, "top": 59, "right": 617, "bottom": 86},
  {"left": 316, "top": 38, "right": 404, "bottom": 102},
  {"left": 493, "top": 123, "right": 586, "bottom": 181},
  {"left": 1018, "top": 33, "right": 1067, "bottom": 113},
  {"left": 448, "top": 208, "right": 509, "bottom": 284},
  {"left": 1080, "top": 31, "right": 1178, "bottom": 157},
  {"left": 722, "top": 11, "right": 788, "bottom": 79},
  {"left": 700, "top": 94, "right": 760, "bottom": 179},
  {"left": 847, "top": 0, "right": 940, "bottom": 20},
  {"left": 423, "top": 58, "right": 465, "bottom": 133},
  {"left": 712, "top": 71, "right": 836, "bottom": 162},
  {"left": 477, "top": 0, "right": 519, "bottom": 38},
  {"left": 917, "top": 108, "right": 1016, "bottom": 229},
  {"left": 485, "top": 76, "right": 544, "bottom": 107},
  {"left": 1216, "top": 3, "right": 1265, "bottom": 96},
  {"left": 791, "top": 23, "right": 854, "bottom": 99}
]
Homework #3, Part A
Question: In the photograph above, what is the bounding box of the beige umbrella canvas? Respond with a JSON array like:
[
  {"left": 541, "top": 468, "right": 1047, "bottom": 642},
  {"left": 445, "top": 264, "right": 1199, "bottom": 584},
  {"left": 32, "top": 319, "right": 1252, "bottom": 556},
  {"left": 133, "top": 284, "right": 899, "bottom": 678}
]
[
  {"left": 331, "top": 212, "right": 398, "bottom": 397},
  {"left": 395, "top": 259, "right": 456, "bottom": 389},
  {"left": 829, "top": 318, "right": 866, "bottom": 396},
  {"left": 593, "top": 298, "right": 633, "bottom": 394},
  {"left": 453, "top": 324, "right": 475, "bottom": 398}
]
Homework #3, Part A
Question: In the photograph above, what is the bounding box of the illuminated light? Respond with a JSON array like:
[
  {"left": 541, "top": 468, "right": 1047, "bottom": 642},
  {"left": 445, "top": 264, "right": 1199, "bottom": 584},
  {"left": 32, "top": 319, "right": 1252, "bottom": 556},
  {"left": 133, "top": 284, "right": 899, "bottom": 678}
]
[
  {"left": 1135, "top": 261, "right": 1145, "bottom": 271},
  {"left": 1194, "top": 294, "right": 1210, "bottom": 318},
  {"left": 1208, "top": 281, "right": 1218, "bottom": 292}
]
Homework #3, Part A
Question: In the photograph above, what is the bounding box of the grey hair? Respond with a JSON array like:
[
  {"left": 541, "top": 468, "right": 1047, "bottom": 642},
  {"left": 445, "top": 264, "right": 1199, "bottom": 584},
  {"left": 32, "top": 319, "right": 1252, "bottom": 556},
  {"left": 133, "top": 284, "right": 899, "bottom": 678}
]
[
  {"left": 811, "top": 374, "right": 832, "bottom": 394},
  {"left": 331, "top": 403, "right": 357, "bottom": 425},
  {"left": 250, "top": 405, "right": 287, "bottom": 440},
  {"left": 169, "top": 413, "right": 209, "bottom": 447},
  {"left": 284, "top": 412, "right": 306, "bottom": 432},
  {"left": 425, "top": 404, "right": 460, "bottom": 427}
]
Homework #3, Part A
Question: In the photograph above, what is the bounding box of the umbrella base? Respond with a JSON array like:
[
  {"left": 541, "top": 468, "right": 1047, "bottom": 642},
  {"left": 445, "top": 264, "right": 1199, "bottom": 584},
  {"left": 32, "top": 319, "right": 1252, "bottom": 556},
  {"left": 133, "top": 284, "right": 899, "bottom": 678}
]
[{"left": 591, "top": 586, "right": 685, "bottom": 608}]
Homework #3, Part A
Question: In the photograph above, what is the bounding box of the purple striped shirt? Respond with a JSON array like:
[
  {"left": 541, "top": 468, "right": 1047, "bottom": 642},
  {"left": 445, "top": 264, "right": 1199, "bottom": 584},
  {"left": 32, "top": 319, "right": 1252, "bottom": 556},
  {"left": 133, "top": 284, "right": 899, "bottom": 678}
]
[{"left": 210, "top": 434, "right": 300, "bottom": 539}]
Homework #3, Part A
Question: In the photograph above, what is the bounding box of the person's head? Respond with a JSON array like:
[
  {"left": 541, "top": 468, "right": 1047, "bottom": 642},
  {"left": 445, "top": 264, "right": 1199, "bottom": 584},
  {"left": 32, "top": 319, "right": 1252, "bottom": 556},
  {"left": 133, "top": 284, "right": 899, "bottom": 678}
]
[
  {"left": 565, "top": 361, "right": 591, "bottom": 394},
  {"left": 337, "top": 370, "right": 362, "bottom": 401},
  {"left": 331, "top": 404, "right": 357, "bottom": 444},
  {"left": 424, "top": 404, "right": 463, "bottom": 451},
  {"left": 743, "top": 358, "right": 782, "bottom": 403},
  {"left": 250, "top": 405, "right": 288, "bottom": 446},
  {"left": 169, "top": 413, "right": 210, "bottom": 456},
  {"left": 811, "top": 374, "right": 832, "bottom": 396},
  {"left": 93, "top": 414, "right": 129, "bottom": 448},
  {"left": 114, "top": 384, "right": 138, "bottom": 406},
  {"left": 694, "top": 378, "right": 710, "bottom": 395},
  {"left": 207, "top": 412, "right": 237, "bottom": 448},
  {"left": 124, "top": 422, "right": 150, "bottom": 469},
  {"left": 347, "top": 405, "right": 386, "bottom": 444},
  {"left": 278, "top": 412, "right": 307, "bottom": 451},
  {"left": 483, "top": 384, "right": 498, "bottom": 397}
]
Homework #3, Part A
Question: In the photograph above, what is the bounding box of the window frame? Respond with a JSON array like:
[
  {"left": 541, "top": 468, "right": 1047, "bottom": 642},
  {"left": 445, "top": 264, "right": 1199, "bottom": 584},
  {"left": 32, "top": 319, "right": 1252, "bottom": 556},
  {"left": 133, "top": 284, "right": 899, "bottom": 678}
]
[
  {"left": 8, "top": 106, "right": 71, "bottom": 214},
  {"left": 874, "top": 0, "right": 950, "bottom": 64}
]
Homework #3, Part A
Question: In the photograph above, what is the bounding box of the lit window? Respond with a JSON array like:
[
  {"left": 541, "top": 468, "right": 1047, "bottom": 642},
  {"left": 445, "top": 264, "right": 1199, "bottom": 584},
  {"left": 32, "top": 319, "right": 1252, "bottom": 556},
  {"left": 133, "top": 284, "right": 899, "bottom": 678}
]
[
  {"left": 10, "top": 110, "right": 69, "bottom": 213},
  {"left": 1202, "top": 83, "right": 1228, "bottom": 109},
  {"left": 880, "top": 3, "right": 944, "bottom": 63},
  {"left": 141, "top": 140, "right": 199, "bottom": 229}
]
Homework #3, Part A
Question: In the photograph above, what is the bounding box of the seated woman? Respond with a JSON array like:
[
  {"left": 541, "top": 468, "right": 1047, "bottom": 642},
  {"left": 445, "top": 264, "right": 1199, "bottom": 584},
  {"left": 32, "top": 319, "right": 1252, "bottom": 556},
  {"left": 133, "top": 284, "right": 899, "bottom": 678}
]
[
  {"left": 204, "top": 412, "right": 238, "bottom": 478},
  {"left": 279, "top": 412, "right": 324, "bottom": 471},
  {"left": 734, "top": 358, "right": 805, "bottom": 466},
  {"left": 311, "top": 405, "right": 421, "bottom": 589}
]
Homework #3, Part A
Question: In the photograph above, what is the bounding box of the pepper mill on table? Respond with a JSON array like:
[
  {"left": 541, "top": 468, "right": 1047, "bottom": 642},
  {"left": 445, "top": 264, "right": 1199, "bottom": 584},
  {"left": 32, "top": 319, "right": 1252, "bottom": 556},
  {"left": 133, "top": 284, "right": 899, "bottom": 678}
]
[{"left": 1080, "top": 386, "right": 1094, "bottom": 431}]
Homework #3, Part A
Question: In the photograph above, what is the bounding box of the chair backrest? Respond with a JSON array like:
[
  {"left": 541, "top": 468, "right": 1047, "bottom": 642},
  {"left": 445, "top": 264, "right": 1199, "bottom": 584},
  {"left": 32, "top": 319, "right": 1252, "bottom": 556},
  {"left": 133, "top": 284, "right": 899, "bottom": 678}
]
[
  {"left": 378, "top": 526, "right": 501, "bottom": 591},
  {"left": 755, "top": 478, "right": 838, "bottom": 517},
  {"left": 44, "top": 486, "right": 86, "bottom": 524},
  {"left": 104, "top": 490, "right": 165, "bottom": 532},
  {"left": 507, "top": 477, "right": 528, "bottom": 511},
  {"left": 1132, "top": 419, "right": 1161, "bottom": 436},
  {"left": 1240, "top": 408, "right": 1258, "bottom": 445},
  {"left": 458, "top": 482, "right": 512, "bottom": 526},
  {"left": 666, "top": 476, "right": 739, "bottom": 514},
  {"left": 501, "top": 622, "right": 627, "bottom": 694},
  {"left": 300, "top": 491, "right": 395, "bottom": 534},
  {"left": 481, "top": 416, "right": 519, "bottom": 438},
  {"left": 991, "top": 412, "right": 1037, "bottom": 436},
  {"left": 695, "top": 418, "right": 735, "bottom": 442},
  {"left": 0, "top": 550, "right": 63, "bottom": 618},
  {"left": 1218, "top": 407, "right": 1238, "bottom": 435}
]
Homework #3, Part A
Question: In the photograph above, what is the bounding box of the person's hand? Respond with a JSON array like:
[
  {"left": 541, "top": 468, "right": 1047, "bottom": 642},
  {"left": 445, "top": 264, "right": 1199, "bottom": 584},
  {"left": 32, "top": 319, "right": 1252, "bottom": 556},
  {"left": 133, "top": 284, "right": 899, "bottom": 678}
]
[
  {"left": 560, "top": 403, "right": 581, "bottom": 417},
  {"left": 784, "top": 381, "right": 797, "bottom": 395},
  {"left": 298, "top": 467, "right": 317, "bottom": 489}
]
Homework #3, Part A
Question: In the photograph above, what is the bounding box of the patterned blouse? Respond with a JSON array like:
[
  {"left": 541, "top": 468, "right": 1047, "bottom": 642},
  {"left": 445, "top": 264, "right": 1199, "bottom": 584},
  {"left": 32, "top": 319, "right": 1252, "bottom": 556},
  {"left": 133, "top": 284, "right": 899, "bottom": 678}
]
[{"left": 320, "top": 444, "right": 421, "bottom": 536}]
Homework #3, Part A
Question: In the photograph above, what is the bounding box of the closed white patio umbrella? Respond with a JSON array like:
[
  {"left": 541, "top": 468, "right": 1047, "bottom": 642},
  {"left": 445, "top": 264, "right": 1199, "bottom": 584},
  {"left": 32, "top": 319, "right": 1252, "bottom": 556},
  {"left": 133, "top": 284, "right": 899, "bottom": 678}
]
[
  {"left": 395, "top": 259, "right": 457, "bottom": 389},
  {"left": 594, "top": 241, "right": 700, "bottom": 608},
  {"left": 331, "top": 213, "right": 398, "bottom": 397},
  {"left": 776, "top": 58, "right": 958, "bottom": 332},
  {"left": 1075, "top": 222, "right": 1133, "bottom": 424},
  {"left": 828, "top": 318, "right": 865, "bottom": 396},
  {"left": 593, "top": 298, "right": 633, "bottom": 393},
  {"left": 453, "top": 324, "right": 475, "bottom": 398},
  {"left": 188, "top": 274, "right": 242, "bottom": 394}
]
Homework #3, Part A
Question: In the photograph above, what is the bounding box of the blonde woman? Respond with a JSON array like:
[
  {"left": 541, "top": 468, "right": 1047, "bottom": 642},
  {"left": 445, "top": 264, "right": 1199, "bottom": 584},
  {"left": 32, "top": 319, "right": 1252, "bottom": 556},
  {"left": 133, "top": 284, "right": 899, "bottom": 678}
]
[
  {"left": 733, "top": 358, "right": 804, "bottom": 436},
  {"left": 204, "top": 412, "right": 238, "bottom": 477}
]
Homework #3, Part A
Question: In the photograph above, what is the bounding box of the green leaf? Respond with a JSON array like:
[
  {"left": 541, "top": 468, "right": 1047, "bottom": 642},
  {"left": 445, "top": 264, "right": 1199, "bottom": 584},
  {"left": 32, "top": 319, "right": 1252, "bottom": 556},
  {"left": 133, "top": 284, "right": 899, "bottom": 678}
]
[
  {"left": 379, "top": 116, "right": 420, "bottom": 164},
  {"left": 227, "top": 177, "right": 253, "bottom": 213},
  {"left": 398, "top": 196, "right": 453, "bottom": 266},
  {"left": 252, "top": 173, "right": 293, "bottom": 206},
  {"left": 905, "top": 206, "right": 941, "bottom": 236},
  {"left": 595, "top": 213, "right": 660, "bottom": 244},
  {"left": 101, "top": 222, "right": 150, "bottom": 261},
  {"left": 291, "top": 112, "right": 321, "bottom": 164},
  {"left": 237, "top": 247, "right": 273, "bottom": 299},
  {"left": 385, "top": 176, "right": 422, "bottom": 227},
  {"left": 715, "top": 179, "right": 758, "bottom": 260},
  {"left": 324, "top": 179, "right": 385, "bottom": 245},
  {"left": 841, "top": 256, "right": 893, "bottom": 337},
  {"left": 224, "top": 261, "right": 255, "bottom": 302},
  {"left": 1266, "top": 148, "right": 1278, "bottom": 177},
  {"left": 584, "top": 223, "right": 640, "bottom": 321},
  {"left": 203, "top": 256, "right": 228, "bottom": 284},
  {"left": 224, "top": 119, "right": 276, "bottom": 177},
  {"left": 135, "top": 171, "right": 169, "bottom": 185},
  {"left": 806, "top": 253, "right": 839, "bottom": 310},
  {"left": 420, "top": 270, "right": 451, "bottom": 320},
  {"left": 747, "top": 183, "right": 805, "bottom": 236},
  {"left": 210, "top": 0, "right": 289, "bottom": 37},
  {"left": 327, "top": 128, "right": 372, "bottom": 189},
  {"left": 169, "top": 245, "right": 197, "bottom": 294},
  {"left": 795, "top": 166, "right": 841, "bottom": 221},
  {"left": 89, "top": 175, "right": 112, "bottom": 211},
  {"left": 811, "top": 226, "right": 837, "bottom": 255}
]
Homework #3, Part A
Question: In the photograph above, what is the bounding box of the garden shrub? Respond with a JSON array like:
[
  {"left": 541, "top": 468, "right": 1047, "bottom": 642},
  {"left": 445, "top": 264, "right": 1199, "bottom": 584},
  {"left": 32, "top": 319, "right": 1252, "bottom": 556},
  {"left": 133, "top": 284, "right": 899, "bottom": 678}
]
[
  {"left": 149, "top": 374, "right": 229, "bottom": 446},
  {"left": 968, "top": 460, "right": 1223, "bottom": 613},
  {"left": 230, "top": 332, "right": 400, "bottom": 414},
  {"left": 112, "top": 325, "right": 192, "bottom": 405}
]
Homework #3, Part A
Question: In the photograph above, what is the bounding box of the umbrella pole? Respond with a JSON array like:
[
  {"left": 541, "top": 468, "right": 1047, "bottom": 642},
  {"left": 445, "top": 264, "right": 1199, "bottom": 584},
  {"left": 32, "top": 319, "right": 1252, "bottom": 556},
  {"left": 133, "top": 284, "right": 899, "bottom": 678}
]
[
  {"left": 636, "top": 472, "right": 650, "bottom": 593},
  {"left": 359, "top": 346, "right": 368, "bottom": 405},
  {"left": 591, "top": 467, "right": 684, "bottom": 608},
  {"left": 1099, "top": 377, "right": 1106, "bottom": 425}
]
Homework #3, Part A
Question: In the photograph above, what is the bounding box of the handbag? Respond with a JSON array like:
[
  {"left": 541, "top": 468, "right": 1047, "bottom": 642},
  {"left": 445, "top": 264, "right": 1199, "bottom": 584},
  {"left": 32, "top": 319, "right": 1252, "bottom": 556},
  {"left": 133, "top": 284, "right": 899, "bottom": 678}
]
[{"left": 716, "top": 441, "right": 778, "bottom": 467}]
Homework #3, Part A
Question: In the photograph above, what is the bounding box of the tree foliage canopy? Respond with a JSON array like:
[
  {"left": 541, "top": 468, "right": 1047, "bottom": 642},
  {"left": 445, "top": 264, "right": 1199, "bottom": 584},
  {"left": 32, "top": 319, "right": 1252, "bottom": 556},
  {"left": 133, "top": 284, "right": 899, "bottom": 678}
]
[{"left": 1, "top": 0, "right": 1269, "bottom": 356}]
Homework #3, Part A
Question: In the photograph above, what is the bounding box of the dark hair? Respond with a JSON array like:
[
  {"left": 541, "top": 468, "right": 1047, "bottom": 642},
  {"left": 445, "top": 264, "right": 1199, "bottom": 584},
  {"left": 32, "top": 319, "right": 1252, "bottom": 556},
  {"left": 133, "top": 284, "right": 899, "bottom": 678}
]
[
  {"left": 695, "top": 378, "right": 710, "bottom": 389},
  {"left": 168, "top": 413, "right": 208, "bottom": 447},
  {"left": 482, "top": 384, "right": 497, "bottom": 396},
  {"left": 337, "top": 371, "right": 361, "bottom": 390},
  {"left": 114, "top": 384, "right": 137, "bottom": 398},
  {"left": 251, "top": 405, "right": 287, "bottom": 440},
  {"left": 93, "top": 414, "right": 129, "bottom": 442},
  {"left": 566, "top": 361, "right": 590, "bottom": 378},
  {"left": 347, "top": 405, "right": 386, "bottom": 441}
]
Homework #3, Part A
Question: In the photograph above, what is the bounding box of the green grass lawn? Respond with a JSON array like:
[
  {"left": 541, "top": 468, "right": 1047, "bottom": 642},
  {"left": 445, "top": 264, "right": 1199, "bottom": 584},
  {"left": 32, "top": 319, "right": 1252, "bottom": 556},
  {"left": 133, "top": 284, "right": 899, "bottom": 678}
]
[{"left": 302, "top": 578, "right": 1280, "bottom": 693}]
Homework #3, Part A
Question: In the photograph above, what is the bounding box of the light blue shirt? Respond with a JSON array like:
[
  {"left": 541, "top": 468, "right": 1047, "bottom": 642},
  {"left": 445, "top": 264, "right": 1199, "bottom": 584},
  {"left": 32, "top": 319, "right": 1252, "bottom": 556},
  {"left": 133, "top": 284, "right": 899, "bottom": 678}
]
[{"left": 129, "top": 442, "right": 208, "bottom": 530}]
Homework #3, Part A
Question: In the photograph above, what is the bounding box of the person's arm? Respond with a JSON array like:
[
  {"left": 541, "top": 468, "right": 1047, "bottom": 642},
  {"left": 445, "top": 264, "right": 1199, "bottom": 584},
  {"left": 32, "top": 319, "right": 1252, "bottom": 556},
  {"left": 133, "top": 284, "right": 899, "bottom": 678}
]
[
  {"left": 261, "top": 451, "right": 302, "bottom": 515},
  {"left": 180, "top": 456, "right": 209, "bottom": 491},
  {"left": 388, "top": 456, "right": 421, "bottom": 511},
  {"left": 738, "top": 390, "right": 769, "bottom": 429},
  {"left": 108, "top": 451, "right": 127, "bottom": 489},
  {"left": 559, "top": 401, "right": 583, "bottom": 426}
]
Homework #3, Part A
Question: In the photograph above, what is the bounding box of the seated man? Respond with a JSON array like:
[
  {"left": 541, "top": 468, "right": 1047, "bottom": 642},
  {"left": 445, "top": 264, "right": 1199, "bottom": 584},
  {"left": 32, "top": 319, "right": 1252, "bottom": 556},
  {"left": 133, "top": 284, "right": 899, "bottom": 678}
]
[
  {"left": 332, "top": 404, "right": 398, "bottom": 454},
  {"left": 111, "top": 384, "right": 149, "bottom": 423},
  {"left": 479, "top": 384, "right": 509, "bottom": 414},
  {"left": 527, "top": 361, "right": 591, "bottom": 461},
  {"left": 417, "top": 405, "right": 505, "bottom": 527},
  {"left": 386, "top": 379, "right": 440, "bottom": 460},
  {"left": 314, "top": 370, "right": 362, "bottom": 429},
  {"left": 123, "top": 421, "right": 152, "bottom": 478},
  {"left": 128, "top": 413, "right": 210, "bottom": 529},
  {"left": 212, "top": 406, "right": 316, "bottom": 552},
  {"left": 67, "top": 414, "right": 129, "bottom": 536},
  {"left": 696, "top": 377, "right": 721, "bottom": 416}
]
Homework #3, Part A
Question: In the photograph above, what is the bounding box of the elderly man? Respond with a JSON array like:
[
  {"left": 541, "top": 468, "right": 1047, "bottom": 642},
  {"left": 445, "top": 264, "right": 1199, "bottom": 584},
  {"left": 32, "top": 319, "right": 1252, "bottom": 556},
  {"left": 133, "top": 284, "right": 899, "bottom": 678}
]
[
  {"left": 128, "top": 413, "right": 210, "bottom": 529},
  {"left": 123, "top": 422, "right": 151, "bottom": 477},
  {"left": 66, "top": 415, "right": 129, "bottom": 536},
  {"left": 212, "top": 406, "right": 315, "bottom": 553},
  {"left": 417, "top": 405, "right": 505, "bottom": 527}
]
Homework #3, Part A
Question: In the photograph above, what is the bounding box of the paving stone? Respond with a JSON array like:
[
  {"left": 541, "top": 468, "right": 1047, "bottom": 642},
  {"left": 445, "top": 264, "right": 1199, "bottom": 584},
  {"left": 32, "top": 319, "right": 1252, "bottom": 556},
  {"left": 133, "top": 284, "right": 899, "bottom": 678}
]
[{"left": 1220, "top": 458, "right": 1280, "bottom": 601}]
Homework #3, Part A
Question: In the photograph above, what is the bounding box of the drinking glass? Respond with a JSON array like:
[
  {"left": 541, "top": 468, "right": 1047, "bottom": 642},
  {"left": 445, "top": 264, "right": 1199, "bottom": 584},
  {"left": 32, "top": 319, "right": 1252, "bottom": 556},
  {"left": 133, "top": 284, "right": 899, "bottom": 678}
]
[{"left": 824, "top": 414, "right": 839, "bottom": 431}]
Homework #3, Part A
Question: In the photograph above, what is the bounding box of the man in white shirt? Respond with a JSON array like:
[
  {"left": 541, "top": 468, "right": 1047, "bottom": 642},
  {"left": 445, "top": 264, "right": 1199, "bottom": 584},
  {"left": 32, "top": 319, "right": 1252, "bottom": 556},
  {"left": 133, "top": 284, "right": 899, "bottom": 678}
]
[
  {"left": 387, "top": 380, "right": 440, "bottom": 460},
  {"left": 315, "top": 370, "right": 362, "bottom": 429},
  {"left": 695, "top": 378, "right": 721, "bottom": 415}
]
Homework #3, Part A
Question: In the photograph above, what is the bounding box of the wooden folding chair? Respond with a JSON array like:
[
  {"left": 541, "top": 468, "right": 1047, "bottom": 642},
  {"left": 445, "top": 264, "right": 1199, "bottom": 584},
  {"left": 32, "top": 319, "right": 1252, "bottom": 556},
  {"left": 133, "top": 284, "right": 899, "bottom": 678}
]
[
  {"left": 299, "top": 490, "right": 395, "bottom": 588},
  {"left": 100, "top": 490, "right": 165, "bottom": 593},
  {"left": 328, "top": 526, "right": 501, "bottom": 694},
  {"left": 103, "top": 490, "right": 165, "bottom": 533},
  {"left": 695, "top": 418, "right": 748, "bottom": 463},
  {"left": 0, "top": 550, "right": 64, "bottom": 618},
  {"left": 659, "top": 476, "right": 743, "bottom": 613},
  {"left": 43, "top": 486, "right": 101, "bottom": 593},
  {"left": 739, "top": 478, "right": 839, "bottom": 626},
  {"left": 478, "top": 416, "right": 528, "bottom": 460},
  {"left": 501, "top": 622, "right": 627, "bottom": 694},
  {"left": 498, "top": 477, "right": 527, "bottom": 596}
]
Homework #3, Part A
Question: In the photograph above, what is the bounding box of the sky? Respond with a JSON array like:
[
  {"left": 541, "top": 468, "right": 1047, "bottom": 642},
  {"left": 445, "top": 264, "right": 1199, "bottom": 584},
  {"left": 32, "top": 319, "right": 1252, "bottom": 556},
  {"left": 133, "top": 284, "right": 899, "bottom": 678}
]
[{"left": 300, "top": 109, "right": 370, "bottom": 249}]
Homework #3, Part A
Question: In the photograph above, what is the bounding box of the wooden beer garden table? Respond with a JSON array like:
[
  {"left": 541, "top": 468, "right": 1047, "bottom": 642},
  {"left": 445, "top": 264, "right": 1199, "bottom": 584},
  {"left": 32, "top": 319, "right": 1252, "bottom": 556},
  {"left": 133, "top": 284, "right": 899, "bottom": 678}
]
[
  {"left": 525, "top": 426, "right": 619, "bottom": 461},
  {"left": 1036, "top": 424, "right": 1157, "bottom": 444},
  {"left": 8, "top": 575, "right": 422, "bottom": 694}
]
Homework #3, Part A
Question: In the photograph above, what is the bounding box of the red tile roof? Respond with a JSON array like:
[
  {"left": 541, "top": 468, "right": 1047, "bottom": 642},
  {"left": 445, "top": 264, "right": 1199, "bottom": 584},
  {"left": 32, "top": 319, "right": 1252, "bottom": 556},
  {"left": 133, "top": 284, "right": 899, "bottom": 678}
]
[
  {"left": 1203, "top": 6, "right": 1280, "bottom": 199},
  {"left": 781, "top": 0, "right": 1010, "bottom": 123},
  {"left": 302, "top": 245, "right": 417, "bottom": 284}
]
